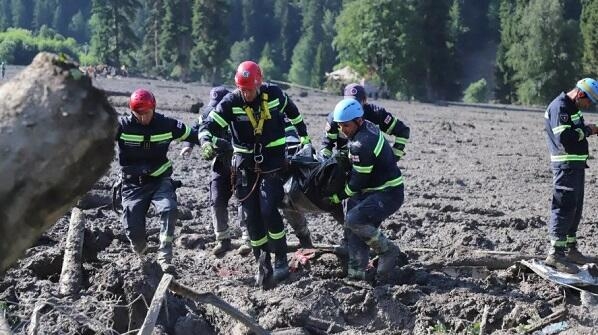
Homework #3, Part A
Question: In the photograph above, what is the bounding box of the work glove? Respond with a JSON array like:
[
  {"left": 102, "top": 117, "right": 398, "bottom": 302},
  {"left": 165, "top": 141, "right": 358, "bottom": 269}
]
[
  {"left": 201, "top": 142, "right": 216, "bottom": 160},
  {"left": 392, "top": 142, "right": 406, "bottom": 162},
  {"left": 327, "top": 194, "right": 341, "bottom": 205},
  {"left": 318, "top": 148, "right": 332, "bottom": 162}
]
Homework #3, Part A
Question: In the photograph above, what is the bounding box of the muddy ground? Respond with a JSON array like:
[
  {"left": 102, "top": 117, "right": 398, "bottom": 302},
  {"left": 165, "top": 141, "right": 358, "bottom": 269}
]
[{"left": 1, "top": 69, "right": 598, "bottom": 334}]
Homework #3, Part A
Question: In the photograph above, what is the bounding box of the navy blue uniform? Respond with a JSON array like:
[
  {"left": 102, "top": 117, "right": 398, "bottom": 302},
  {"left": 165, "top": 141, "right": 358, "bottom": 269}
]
[
  {"left": 544, "top": 92, "right": 592, "bottom": 248},
  {"left": 320, "top": 103, "right": 410, "bottom": 160},
  {"left": 333, "top": 120, "right": 404, "bottom": 276},
  {"left": 202, "top": 83, "right": 308, "bottom": 259},
  {"left": 117, "top": 112, "right": 198, "bottom": 263}
]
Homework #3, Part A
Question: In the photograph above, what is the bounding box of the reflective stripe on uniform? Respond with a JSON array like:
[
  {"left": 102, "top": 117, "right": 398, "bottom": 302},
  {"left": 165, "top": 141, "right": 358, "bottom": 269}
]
[
  {"left": 265, "top": 137, "right": 286, "bottom": 148},
  {"left": 150, "top": 132, "right": 172, "bottom": 142},
  {"left": 150, "top": 161, "right": 172, "bottom": 177},
  {"left": 176, "top": 125, "right": 191, "bottom": 141},
  {"left": 251, "top": 235, "right": 269, "bottom": 247},
  {"left": 373, "top": 132, "right": 384, "bottom": 157},
  {"left": 290, "top": 114, "right": 303, "bottom": 125},
  {"left": 363, "top": 175, "right": 404, "bottom": 192},
  {"left": 326, "top": 132, "right": 338, "bottom": 140},
  {"left": 269, "top": 229, "right": 286, "bottom": 240},
  {"left": 551, "top": 239, "right": 567, "bottom": 247},
  {"left": 395, "top": 137, "right": 408, "bottom": 145},
  {"left": 386, "top": 118, "right": 397, "bottom": 134},
  {"left": 120, "top": 133, "right": 144, "bottom": 142},
  {"left": 209, "top": 111, "right": 229, "bottom": 127},
  {"left": 344, "top": 184, "right": 357, "bottom": 197},
  {"left": 232, "top": 107, "right": 246, "bottom": 115},
  {"left": 160, "top": 233, "right": 173, "bottom": 243},
  {"left": 552, "top": 125, "right": 570, "bottom": 135},
  {"left": 267, "top": 98, "right": 280, "bottom": 109},
  {"left": 566, "top": 236, "right": 577, "bottom": 243},
  {"left": 353, "top": 164, "right": 373, "bottom": 174},
  {"left": 571, "top": 111, "right": 582, "bottom": 122},
  {"left": 550, "top": 154, "right": 588, "bottom": 162}
]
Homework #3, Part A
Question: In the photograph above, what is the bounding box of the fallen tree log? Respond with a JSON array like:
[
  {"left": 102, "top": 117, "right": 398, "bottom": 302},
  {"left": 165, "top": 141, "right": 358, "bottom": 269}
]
[
  {"left": 0, "top": 52, "right": 117, "bottom": 273},
  {"left": 138, "top": 274, "right": 173, "bottom": 335},
  {"left": 58, "top": 207, "right": 85, "bottom": 296}
]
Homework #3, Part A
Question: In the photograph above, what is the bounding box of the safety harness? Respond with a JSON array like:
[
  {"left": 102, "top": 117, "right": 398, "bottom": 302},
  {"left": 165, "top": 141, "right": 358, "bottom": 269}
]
[{"left": 237, "top": 92, "right": 277, "bottom": 201}]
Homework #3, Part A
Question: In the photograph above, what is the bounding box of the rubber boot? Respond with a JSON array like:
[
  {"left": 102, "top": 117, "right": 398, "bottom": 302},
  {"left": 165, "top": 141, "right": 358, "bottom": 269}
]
[
  {"left": 545, "top": 247, "right": 578, "bottom": 274},
  {"left": 367, "top": 232, "right": 399, "bottom": 278},
  {"left": 566, "top": 244, "right": 594, "bottom": 265},
  {"left": 254, "top": 250, "right": 274, "bottom": 289},
  {"left": 237, "top": 230, "right": 252, "bottom": 256},
  {"left": 211, "top": 206, "right": 232, "bottom": 255},
  {"left": 273, "top": 253, "right": 290, "bottom": 282}
]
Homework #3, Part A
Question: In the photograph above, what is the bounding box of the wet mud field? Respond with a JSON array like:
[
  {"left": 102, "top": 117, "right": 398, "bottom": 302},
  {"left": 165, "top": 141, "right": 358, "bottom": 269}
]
[{"left": 1, "top": 72, "right": 598, "bottom": 334}]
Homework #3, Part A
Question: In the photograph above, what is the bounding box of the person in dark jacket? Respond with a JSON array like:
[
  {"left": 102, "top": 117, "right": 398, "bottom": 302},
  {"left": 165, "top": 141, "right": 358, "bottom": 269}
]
[
  {"left": 200, "top": 61, "right": 311, "bottom": 286},
  {"left": 544, "top": 78, "right": 598, "bottom": 273},
  {"left": 327, "top": 98, "right": 404, "bottom": 282},
  {"left": 319, "top": 83, "right": 410, "bottom": 161},
  {"left": 117, "top": 88, "right": 200, "bottom": 273}
]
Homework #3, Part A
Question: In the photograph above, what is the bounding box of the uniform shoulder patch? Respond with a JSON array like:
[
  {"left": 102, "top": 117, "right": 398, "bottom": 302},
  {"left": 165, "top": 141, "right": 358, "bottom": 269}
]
[
  {"left": 559, "top": 113, "right": 569, "bottom": 123},
  {"left": 177, "top": 120, "right": 183, "bottom": 129}
]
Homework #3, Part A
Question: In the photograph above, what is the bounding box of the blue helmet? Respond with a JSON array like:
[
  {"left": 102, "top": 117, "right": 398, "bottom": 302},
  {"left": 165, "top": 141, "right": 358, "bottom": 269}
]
[
  {"left": 576, "top": 78, "right": 598, "bottom": 104},
  {"left": 333, "top": 98, "right": 364, "bottom": 122}
]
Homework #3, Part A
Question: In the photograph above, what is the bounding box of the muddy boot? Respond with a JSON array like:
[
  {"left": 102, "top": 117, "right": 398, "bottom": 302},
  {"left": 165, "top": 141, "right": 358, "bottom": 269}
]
[
  {"left": 237, "top": 230, "right": 252, "bottom": 256},
  {"left": 212, "top": 238, "right": 232, "bottom": 256},
  {"left": 273, "top": 253, "right": 290, "bottom": 282},
  {"left": 566, "top": 245, "right": 594, "bottom": 265},
  {"left": 347, "top": 267, "right": 375, "bottom": 283},
  {"left": 545, "top": 247, "right": 578, "bottom": 274},
  {"left": 255, "top": 252, "right": 274, "bottom": 289},
  {"left": 366, "top": 232, "right": 399, "bottom": 278}
]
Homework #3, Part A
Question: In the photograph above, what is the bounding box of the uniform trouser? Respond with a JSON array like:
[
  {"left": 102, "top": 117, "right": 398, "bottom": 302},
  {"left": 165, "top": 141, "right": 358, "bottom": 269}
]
[
  {"left": 549, "top": 168, "right": 585, "bottom": 247},
  {"left": 210, "top": 154, "right": 234, "bottom": 240},
  {"left": 121, "top": 177, "right": 178, "bottom": 261},
  {"left": 236, "top": 169, "right": 287, "bottom": 259},
  {"left": 345, "top": 186, "right": 404, "bottom": 272}
]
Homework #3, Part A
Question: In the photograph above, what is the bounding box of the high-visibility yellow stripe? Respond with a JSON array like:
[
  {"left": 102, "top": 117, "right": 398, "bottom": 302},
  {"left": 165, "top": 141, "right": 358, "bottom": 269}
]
[
  {"left": 265, "top": 137, "right": 286, "bottom": 148},
  {"left": 267, "top": 98, "right": 280, "bottom": 109},
  {"left": 176, "top": 125, "right": 191, "bottom": 141},
  {"left": 150, "top": 132, "right": 173, "bottom": 142},
  {"left": 120, "top": 133, "right": 144, "bottom": 142},
  {"left": 552, "top": 125, "right": 570, "bottom": 135},
  {"left": 268, "top": 229, "right": 286, "bottom": 240},
  {"left": 251, "top": 235, "right": 268, "bottom": 247},
  {"left": 386, "top": 118, "right": 397, "bottom": 134},
  {"left": 550, "top": 154, "right": 588, "bottom": 162},
  {"left": 395, "top": 137, "right": 408, "bottom": 145},
  {"left": 344, "top": 184, "right": 356, "bottom": 196},
  {"left": 566, "top": 236, "right": 577, "bottom": 243},
  {"left": 209, "top": 111, "right": 228, "bottom": 128},
  {"left": 232, "top": 107, "right": 246, "bottom": 115},
  {"left": 353, "top": 164, "right": 373, "bottom": 173},
  {"left": 551, "top": 239, "right": 567, "bottom": 247},
  {"left": 327, "top": 132, "right": 338, "bottom": 140},
  {"left": 363, "top": 175, "right": 404, "bottom": 192},
  {"left": 373, "top": 132, "right": 384, "bottom": 157},
  {"left": 290, "top": 114, "right": 303, "bottom": 124},
  {"left": 149, "top": 161, "right": 172, "bottom": 177}
]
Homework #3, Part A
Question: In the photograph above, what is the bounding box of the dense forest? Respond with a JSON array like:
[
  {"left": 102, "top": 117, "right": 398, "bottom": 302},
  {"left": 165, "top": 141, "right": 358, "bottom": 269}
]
[{"left": 0, "top": 0, "right": 595, "bottom": 105}]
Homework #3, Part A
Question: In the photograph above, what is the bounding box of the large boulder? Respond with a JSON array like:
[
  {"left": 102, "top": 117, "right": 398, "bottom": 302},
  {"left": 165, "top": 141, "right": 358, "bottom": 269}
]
[{"left": 0, "top": 52, "right": 117, "bottom": 273}]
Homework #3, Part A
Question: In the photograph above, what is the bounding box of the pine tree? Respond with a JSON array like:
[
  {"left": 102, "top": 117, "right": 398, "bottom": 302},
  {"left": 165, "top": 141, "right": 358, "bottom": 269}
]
[
  {"left": 190, "top": 0, "right": 229, "bottom": 83},
  {"left": 581, "top": 0, "right": 598, "bottom": 77}
]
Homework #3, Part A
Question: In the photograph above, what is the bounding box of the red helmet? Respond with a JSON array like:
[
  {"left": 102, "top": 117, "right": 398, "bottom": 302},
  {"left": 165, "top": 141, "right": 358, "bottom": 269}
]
[
  {"left": 129, "top": 89, "right": 156, "bottom": 113},
  {"left": 234, "top": 61, "right": 262, "bottom": 90}
]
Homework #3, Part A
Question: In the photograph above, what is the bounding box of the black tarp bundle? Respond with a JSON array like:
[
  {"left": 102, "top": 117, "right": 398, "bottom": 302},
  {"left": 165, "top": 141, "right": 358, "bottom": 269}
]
[{"left": 283, "top": 153, "right": 351, "bottom": 213}]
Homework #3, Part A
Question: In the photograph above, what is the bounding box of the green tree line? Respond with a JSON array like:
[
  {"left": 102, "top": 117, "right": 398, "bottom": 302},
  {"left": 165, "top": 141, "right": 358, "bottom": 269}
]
[{"left": 0, "top": 0, "right": 596, "bottom": 105}]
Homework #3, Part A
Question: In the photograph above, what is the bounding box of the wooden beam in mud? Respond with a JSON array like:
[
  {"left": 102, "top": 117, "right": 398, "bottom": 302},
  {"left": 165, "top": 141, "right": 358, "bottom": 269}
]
[
  {"left": 58, "top": 208, "right": 85, "bottom": 296},
  {"left": 138, "top": 274, "right": 173, "bottom": 335}
]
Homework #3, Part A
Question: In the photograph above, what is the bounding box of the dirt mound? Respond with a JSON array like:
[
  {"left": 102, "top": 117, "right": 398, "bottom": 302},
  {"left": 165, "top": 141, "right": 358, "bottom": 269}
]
[{"left": 1, "top": 73, "right": 598, "bottom": 334}]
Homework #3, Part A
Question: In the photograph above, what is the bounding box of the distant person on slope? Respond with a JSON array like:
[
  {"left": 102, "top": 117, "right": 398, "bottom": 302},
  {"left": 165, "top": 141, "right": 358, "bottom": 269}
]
[
  {"left": 319, "top": 83, "right": 410, "bottom": 162},
  {"left": 326, "top": 99, "right": 404, "bottom": 282},
  {"left": 116, "top": 89, "right": 200, "bottom": 273},
  {"left": 544, "top": 78, "right": 598, "bottom": 273}
]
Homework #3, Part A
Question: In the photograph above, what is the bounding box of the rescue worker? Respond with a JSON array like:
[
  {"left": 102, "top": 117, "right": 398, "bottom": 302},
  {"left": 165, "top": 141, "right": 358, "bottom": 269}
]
[
  {"left": 327, "top": 98, "right": 404, "bottom": 282},
  {"left": 117, "top": 88, "right": 200, "bottom": 273},
  {"left": 544, "top": 78, "right": 598, "bottom": 273},
  {"left": 319, "top": 83, "right": 410, "bottom": 161},
  {"left": 184, "top": 87, "right": 314, "bottom": 255},
  {"left": 200, "top": 61, "right": 311, "bottom": 284},
  {"left": 181, "top": 86, "right": 237, "bottom": 256}
]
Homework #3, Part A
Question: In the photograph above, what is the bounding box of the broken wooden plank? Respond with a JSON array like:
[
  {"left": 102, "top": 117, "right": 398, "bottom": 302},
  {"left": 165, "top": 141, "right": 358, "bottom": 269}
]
[
  {"left": 168, "top": 280, "right": 268, "bottom": 335},
  {"left": 137, "top": 274, "right": 173, "bottom": 335},
  {"left": 58, "top": 207, "right": 85, "bottom": 296},
  {"left": 522, "top": 309, "right": 567, "bottom": 334}
]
